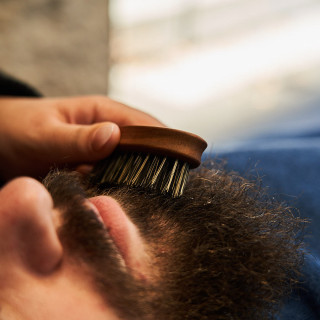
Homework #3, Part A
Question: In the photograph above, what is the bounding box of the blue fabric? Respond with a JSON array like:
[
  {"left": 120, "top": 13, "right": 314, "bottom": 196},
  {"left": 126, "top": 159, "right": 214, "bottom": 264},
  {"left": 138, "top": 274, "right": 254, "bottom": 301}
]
[{"left": 212, "top": 129, "right": 320, "bottom": 319}]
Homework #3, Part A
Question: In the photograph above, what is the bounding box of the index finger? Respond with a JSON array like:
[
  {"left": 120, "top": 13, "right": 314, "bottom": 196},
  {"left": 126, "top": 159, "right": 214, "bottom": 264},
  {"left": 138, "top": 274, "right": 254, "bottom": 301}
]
[{"left": 55, "top": 95, "right": 165, "bottom": 127}]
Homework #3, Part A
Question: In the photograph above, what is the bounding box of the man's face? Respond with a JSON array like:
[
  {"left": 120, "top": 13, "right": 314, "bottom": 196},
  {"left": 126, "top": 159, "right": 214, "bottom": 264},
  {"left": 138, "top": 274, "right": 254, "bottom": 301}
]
[
  {"left": 0, "top": 171, "right": 157, "bottom": 320},
  {"left": 0, "top": 168, "right": 303, "bottom": 320}
]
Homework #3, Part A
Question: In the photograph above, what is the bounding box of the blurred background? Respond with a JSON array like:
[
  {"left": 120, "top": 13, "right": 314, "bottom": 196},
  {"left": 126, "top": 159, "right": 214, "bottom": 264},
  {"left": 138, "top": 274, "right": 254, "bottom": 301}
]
[{"left": 1, "top": 0, "right": 320, "bottom": 148}]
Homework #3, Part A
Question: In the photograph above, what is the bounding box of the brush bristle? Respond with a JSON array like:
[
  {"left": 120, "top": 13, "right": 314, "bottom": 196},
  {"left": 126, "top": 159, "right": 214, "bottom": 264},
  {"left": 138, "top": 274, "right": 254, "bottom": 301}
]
[{"left": 91, "top": 151, "right": 190, "bottom": 197}]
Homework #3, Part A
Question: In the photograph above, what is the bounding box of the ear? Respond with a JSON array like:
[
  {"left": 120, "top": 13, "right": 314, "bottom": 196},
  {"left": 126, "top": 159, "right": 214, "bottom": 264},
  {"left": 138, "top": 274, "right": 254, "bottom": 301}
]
[{"left": 0, "top": 178, "right": 63, "bottom": 275}]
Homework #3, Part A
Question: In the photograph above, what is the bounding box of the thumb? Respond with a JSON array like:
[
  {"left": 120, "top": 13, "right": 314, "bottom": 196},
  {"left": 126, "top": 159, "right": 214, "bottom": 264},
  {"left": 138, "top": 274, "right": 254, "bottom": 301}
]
[
  {"left": 52, "top": 122, "right": 120, "bottom": 163},
  {"left": 90, "top": 122, "right": 120, "bottom": 154}
]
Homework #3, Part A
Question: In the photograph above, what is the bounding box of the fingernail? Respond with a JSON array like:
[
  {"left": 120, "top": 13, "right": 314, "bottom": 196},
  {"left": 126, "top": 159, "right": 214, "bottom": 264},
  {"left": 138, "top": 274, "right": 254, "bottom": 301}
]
[{"left": 92, "top": 124, "right": 115, "bottom": 151}]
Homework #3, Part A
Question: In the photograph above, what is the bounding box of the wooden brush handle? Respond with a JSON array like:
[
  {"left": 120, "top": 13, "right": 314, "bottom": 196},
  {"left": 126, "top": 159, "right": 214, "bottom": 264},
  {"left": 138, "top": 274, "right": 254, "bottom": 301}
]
[{"left": 118, "top": 126, "right": 207, "bottom": 168}]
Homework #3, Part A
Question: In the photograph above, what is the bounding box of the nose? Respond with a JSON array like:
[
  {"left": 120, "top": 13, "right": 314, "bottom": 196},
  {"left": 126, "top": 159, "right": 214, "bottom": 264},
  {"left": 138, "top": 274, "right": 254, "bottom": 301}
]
[
  {"left": 0, "top": 177, "right": 54, "bottom": 221},
  {"left": 0, "top": 177, "right": 63, "bottom": 274}
]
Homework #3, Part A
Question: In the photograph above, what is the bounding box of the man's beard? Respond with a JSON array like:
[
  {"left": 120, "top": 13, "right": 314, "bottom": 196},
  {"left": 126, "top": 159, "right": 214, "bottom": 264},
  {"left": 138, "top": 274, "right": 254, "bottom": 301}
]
[
  {"left": 43, "top": 166, "right": 304, "bottom": 320},
  {"left": 43, "top": 170, "right": 156, "bottom": 320}
]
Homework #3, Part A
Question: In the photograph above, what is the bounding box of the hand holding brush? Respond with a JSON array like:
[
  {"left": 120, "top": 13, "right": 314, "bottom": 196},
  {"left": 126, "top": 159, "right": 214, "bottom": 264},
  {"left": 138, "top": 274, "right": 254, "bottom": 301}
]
[{"left": 0, "top": 96, "right": 162, "bottom": 182}]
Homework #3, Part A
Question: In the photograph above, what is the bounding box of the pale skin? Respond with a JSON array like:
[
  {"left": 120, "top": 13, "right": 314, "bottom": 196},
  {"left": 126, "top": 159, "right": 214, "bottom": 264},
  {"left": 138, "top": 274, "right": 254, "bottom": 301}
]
[
  {"left": 0, "top": 178, "right": 150, "bottom": 320},
  {"left": 0, "top": 96, "right": 163, "bottom": 319}
]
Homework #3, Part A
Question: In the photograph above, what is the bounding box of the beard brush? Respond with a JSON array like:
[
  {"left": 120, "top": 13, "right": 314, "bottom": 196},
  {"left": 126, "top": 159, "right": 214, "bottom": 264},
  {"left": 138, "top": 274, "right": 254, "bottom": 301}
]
[{"left": 90, "top": 126, "right": 207, "bottom": 198}]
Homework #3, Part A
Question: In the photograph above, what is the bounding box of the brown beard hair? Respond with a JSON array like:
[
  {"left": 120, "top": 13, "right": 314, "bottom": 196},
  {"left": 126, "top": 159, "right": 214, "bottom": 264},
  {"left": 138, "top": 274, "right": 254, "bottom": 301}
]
[
  {"left": 87, "top": 163, "right": 305, "bottom": 320},
  {"left": 44, "top": 161, "right": 305, "bottom": 320},
  {"left": 43, "top": 171, "right": 156, "bottom": 320}
]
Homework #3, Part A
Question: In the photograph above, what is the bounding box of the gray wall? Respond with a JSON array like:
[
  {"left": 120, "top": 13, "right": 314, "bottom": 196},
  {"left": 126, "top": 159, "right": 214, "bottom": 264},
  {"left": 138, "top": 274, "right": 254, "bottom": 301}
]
[{"left": 0, "top": 0, "right": 109, "bottom": 96}]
